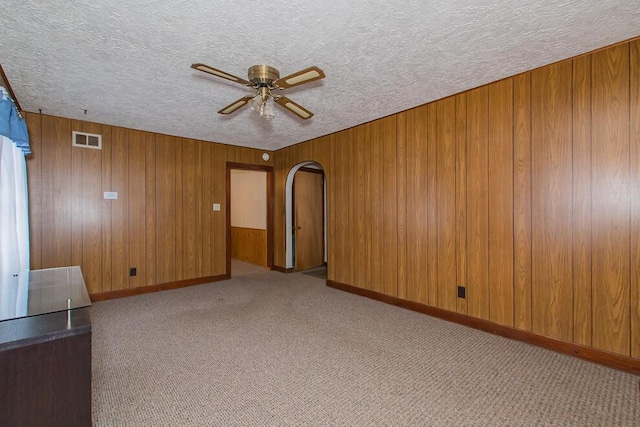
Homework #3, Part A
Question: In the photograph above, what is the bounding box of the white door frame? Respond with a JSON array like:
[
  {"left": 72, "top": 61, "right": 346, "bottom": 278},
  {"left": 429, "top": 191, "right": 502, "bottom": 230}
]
[{"left": 285, "top": 161, "right": 326, "bottom": 269}]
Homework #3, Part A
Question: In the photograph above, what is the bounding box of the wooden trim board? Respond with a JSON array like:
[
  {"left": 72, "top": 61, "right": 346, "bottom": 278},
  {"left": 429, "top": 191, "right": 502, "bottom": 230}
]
[
  {"left": 326, "top": 280, "right": 640, "bottom": 374},
  {"left": 90, "top": 274, "right": 229, "bottom": 301},
  {"left": 271, "top": 265, "right": 294, "bottom": 273}
]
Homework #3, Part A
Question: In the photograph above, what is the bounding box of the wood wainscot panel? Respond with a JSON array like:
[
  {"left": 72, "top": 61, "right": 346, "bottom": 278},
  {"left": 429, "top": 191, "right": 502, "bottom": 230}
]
[
  {"left": 396, "top": 111, "right": 407, "bottom": 300},
  {"left": 128, "top": 130, "right": 147, "bottom": 288},
  {"left": 74, "top": 119, "right": 107, "bottom": 294},
  {"left": 530, "top": 61, "right": 574, "bottom": 342},
  {"left": 426, "top": 103, "right": 439, "bottom": 307},
  {"left": 631, "top": 39, "right": 640, "bottom": 359},
  {"left": 352, "top": 126, "right": 370, "bottom": 291},
  {"left": 590, "top": 43, "right": 630, "bottom": 355},
  {"left": 379, "top": 116, "right": 398, "bottom": 298},
  {"left": 572, "top": 54, "right": 593, "bottom": 346},
  {"left": 402, "top": 105, "right": 429, "bottom": 306},
  {"left": 144, "top": 132, "right": 157, "bottom": 287},
  {"left": 487, "top": 78, "right": 514, "bottom": 327},
  {"left": 465, "top": 87, "right": 490, "bottom": 320},
  {"left": 513, "top": 73, "right": 532, "bottom": 332},
  {"left": 110, "top": 126, "right": 129, "bottom": 291},
  {"left": 454, "top": 94, "right": 468, "bottom": 315},
  {"left": 99, "top": 123, "right": 112, "bottom": 294},
  {"left": 180, "top": 138, "right": 199, "bottom": 280},
  {"left": 40, "top": 115, "right": 72, "bottom": 269},
  {"left": 231, "top": 227, "right": 268, "bottom": 267},
  {"left": 155, "top": 134, "right": 177, "bottom": 285},
  {"left": 335, "top": 130, "right": 354, "bottom": 287},
  {"left": 435, "top": 97, "right": 457, "bottom": 312}
]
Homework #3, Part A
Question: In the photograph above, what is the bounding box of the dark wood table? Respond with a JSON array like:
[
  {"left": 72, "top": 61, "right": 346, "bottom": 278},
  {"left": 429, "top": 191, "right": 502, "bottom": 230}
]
[{"left": 0, "top": 267, "right": 92, "bottom": 427}]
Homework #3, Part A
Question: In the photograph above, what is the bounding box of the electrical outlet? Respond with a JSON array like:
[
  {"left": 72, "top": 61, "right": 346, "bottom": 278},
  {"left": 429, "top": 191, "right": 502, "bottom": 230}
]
[
  {"left": 129, "top": 267, "right": 137, "bottom": 277},
  {"left": 457, "top": 285, "right": 466, "bottom": 299}
]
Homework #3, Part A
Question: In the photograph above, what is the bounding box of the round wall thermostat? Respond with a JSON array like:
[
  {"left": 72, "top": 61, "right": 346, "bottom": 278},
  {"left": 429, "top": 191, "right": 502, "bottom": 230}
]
[{"left": 262, "top": 153, "right": 270, "bottom": 161}]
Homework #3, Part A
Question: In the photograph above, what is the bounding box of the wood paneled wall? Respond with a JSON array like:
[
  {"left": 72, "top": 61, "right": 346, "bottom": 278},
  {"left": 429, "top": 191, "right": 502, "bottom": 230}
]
[
  {"left": 231, "top": 227, "right": 267, "bottom": 267},
  {"left": 274, "top": 38, "right": 640, "bottom": 359},
  {"left": 26, "top": 113, "right": 272, "bottom": 295}
]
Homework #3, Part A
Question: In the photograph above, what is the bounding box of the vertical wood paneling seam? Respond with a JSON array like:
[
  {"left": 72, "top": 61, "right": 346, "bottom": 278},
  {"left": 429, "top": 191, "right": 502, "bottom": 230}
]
[
  {"left": 486, "top": 90, "right": 490, "bottom": 319},
  {"left": 396, "top": 115, "right": 400, "bottom": 296},
  {"left": 588, "top": 57, "right": 594, "bottom": 347},
  {"left": 526, "top": 74, "right": 533, "bottom": 330},
  {"left": 462, "top": 95, "right": 468, "bottom": 310},
  {"left": 397, "top": 117, "right": 401, "bottom": 298},
  {"left": 512, "top": 80, "right": 516, "bottom": 323},
  {"left": 633, "top": 41, "right": 640, "bottom": 357},
  {"left": 528, "top": 73, "right": 534, "bottom": 329},
  {"left": 155, "top": 136, "right": 158, "bottom": 284},
  {"left": 78, "top": 129, "right": 87, "bottom": 270},
  {"left": 454, "top": 100, "right": 459, "bottom": 308},
  {"left": 128, "top": 136, "right": 132, "bottom": 283},
  {"left": 589, "top": 56, "right": 594, "bottom": 345},
  {"left": 31, "top": 113, "right": 37, "bottom": 269},
  {"left": 628, "top": 44, "right": 633, "bottom": 353},
  {"left": 175, "top": 142, "right": 179, "bottom": 280},
  {"left": 488, "top": 88, "right": 493, "bottom": 321},
  {"left": 36, "top": 114, "right": 40, "bottom": 267},
  {"left": 465, "top": 98, "right": 470, "bottom": 308},
  {"left": 68, "top": 124, "right": 73, "bottom": 265},
  {"left": 96, "top": 126, "right": 104, "bottom": 291},
  {"left": 455, "top": 102, "right": 459, "bottom": 296},
  {"left": 397, "top": 117, "right": 401, "bottom": 297},
  {"left": 509, "top": 80, "right": 515, "bottom": 326},
  {"left": 144, "top": 134, "right": 149, "bottom": 282},
  {"left": 127, "top": 131, "right": 132, "bottom": 287},
  {"left": 590, "top": 55, "right": 594, "bottom": 347},
  {"left": 109, "top": 127, "right": 114, "bottom": 290},
  {"left": 437, "top": 106, "right": 440, "bottom": 306},
  {"left": 571, "top": 64, "right": 576, "bottom": 342}
]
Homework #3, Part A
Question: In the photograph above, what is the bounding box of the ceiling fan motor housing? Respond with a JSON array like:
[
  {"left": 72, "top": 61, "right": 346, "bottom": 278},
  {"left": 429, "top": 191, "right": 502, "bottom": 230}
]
[{"left": 248, "top": 65, "right": 280, "bottom": 87}]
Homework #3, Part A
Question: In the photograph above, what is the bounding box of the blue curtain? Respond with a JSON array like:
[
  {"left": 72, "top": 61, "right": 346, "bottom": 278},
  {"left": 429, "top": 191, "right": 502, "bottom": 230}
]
[
  {"left": 0, "top": 88, "right": 30, "bottom": 154},
  {"left": 0, "top": 87, "right": 30, "bottom": 281}
]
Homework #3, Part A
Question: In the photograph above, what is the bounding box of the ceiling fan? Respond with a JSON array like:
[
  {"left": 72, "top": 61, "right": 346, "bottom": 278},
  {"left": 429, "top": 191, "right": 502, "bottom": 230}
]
[{"left": 191, "top": 63, "right": 325, "bottom": 120}]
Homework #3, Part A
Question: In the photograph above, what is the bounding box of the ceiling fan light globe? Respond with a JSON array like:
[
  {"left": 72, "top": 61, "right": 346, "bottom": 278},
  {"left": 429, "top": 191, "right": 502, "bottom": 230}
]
[
  {"left": 261, "top": 100, "right": 275, "bottom": 120},
  {"left": 249, "top": 96, "right": 261, "bottom": 111}
]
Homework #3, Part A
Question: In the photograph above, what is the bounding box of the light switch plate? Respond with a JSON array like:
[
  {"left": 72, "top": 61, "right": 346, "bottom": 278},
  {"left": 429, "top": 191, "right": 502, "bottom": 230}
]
[
  {"left": 104, "top": 191, "right": 118, "bottom": 200},
  {"left": 213, "top": 203, "right": 221, "bottom": 211}
]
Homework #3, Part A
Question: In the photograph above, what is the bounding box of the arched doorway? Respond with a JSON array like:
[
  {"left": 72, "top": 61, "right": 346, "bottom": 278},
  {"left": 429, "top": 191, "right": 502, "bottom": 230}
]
[{"left": 285, "top": 161, "right": 326, "bottom": 271}]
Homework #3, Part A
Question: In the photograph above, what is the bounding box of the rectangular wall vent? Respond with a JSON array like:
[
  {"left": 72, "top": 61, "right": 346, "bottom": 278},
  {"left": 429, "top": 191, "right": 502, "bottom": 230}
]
[{"left": 72, "top": 131, "right": 102, "bottom": 150}]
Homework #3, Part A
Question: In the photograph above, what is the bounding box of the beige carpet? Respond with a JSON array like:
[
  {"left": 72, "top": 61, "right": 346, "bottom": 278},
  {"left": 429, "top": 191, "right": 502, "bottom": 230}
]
[
  {"left": 91, "top": 270, "right": 640, "bottom": 426},
  {"left": 231, "top": 258, "right": 269, "bottom": 276},
  {"left": 301, "top": 265, "right": 328, "bottom": 280}
]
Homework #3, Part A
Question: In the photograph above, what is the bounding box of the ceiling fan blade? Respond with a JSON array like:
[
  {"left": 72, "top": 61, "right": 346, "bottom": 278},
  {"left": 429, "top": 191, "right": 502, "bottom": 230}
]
[
  {"left": 274, "top": 66, "right": 325, "bottom": 89},
  {"left": 191, "top": 63, "right": 250, "bottom": 86},
  {"left": 218, "top": 95, "right": 254, "bottom": 115},
  {"left": 274, "top": 96, "right": 314, "bottom": 119}
]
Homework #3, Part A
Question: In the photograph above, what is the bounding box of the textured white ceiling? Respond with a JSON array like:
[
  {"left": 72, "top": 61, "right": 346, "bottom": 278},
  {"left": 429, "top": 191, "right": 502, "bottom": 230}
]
[{"left": 1, "top": 1, "right": 639, "bottom": 150}]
